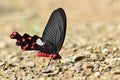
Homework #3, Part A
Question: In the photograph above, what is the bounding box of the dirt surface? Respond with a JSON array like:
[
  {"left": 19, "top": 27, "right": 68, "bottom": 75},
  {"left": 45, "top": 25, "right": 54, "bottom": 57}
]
[{"left": 0, "top": 0, "right": 120, "bottom": 80}]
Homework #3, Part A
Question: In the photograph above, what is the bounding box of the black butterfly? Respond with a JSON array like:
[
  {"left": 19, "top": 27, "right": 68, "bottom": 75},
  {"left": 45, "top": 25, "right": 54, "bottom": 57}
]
[{"left": 10, "top": 8, "right": 67, "bottom": 60}]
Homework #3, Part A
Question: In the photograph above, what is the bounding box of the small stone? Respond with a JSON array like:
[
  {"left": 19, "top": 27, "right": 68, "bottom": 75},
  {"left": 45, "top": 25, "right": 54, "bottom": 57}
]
[
  {"left": 102, "top": 48, "right": 110, "bottom": 54},
  {"left": 113, "top": 47, "right": 119, "bottom": 52},
  {"left": 63, "top": 65, "right": 67, "bottom": 69},
  {"left": 20, "top": 66, "right": 26, "bottom": 70},
  {"left": 59, "top": 71, "right": 64, "bottom": 75},
  {"left": 94, "top": 72, "right": 100, "bottom": 77},
  {"left": 42, "top": 65, "right": 55, "bottom": 73},
  {"left": 22, "top": 74, "right": 33, "bottom": 80},
  {"left": 3, "top": 63, "right": 15, "bottom": 70},
  {"left": 64, "top": 61, "right": 74, "bottom": 66},
  {"left": 90, "top": 53, "right": 98, "bottom": 60},
  {"left": 61, "top": 57, "right": 74, "bottom": 64},
  {"left": 68, "top": 43, "right": 77, "bottom": 48},
  {"left": 26, "top": 62, "right": 35, "bottom": 68},
  {"left": 111, "top": 71, "right": 120, "bottom": 75},
  {"left": 0, "top": 61, "right": 6, "bottom": 66},
  {"left": 42, "top": 69, "right": 52, "bottom": 73},
  {"left": 82, "top": 51, "right": 91, "bottom": 57},
  {"left": 72, "top": 55, "right": 85, "bottom": 62},
  {"left": 83, "top": 64, "right": 93, "bottom": 69},
  {"left": 16, "top": 77, "right": 22, "bottom": 80},
  {"left": 74, "top": 66, "right": 83, "bottom": 72},
  {"left": 53, "top": 67, "right": 60, "bottom": 74},
  {"left": 80, "top": 71, "right": 86, "bottom": 76},
  {"left": 11, "top": 57, "right": 18, "bottom": 62},
  {"left": 21, "top": 72, "right": 28, "bottom": 76},
  {"left": 47, "top": 77, "right": 54, "bottom": 80},
  {"left": 93, "top": 64, "right": 100, "bottom": 70},
  {"left": 39, "top": 77, "right": 45, "bottom": 80},
  {"left": 87, "top": 58, "right": 95, "bottom": 62},
  {"left": 86, "top": 46, "right": 92, "bottom": 50}
]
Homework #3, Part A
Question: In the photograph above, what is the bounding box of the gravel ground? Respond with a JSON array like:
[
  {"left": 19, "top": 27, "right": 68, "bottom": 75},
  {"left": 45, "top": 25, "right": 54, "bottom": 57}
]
[{"left": 0, "top": 0, "right": 120, "bottom": 80}]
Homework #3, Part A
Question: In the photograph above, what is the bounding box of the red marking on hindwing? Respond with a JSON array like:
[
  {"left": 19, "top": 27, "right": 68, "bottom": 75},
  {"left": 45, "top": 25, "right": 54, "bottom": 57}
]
[
  {"left": 31, "top": 43, "right": 35, "bottom": 49},
  {"left": 22, "top": 38, "right": 25, "bottom": 42},
  {"left": 28, "top": 37, "right": 32, "bottom": 40},
  {"left": 49, "top": 54, "right": 62, "bottom": 60},
  {"left": 16, "top": 40, "right": 20, "bottom": 46},
  {"left": 10, "top": 32, "right": 17, "bottom": 39},
  {"left": 22, "top": 44, "right": 29, "bottom": 50}
]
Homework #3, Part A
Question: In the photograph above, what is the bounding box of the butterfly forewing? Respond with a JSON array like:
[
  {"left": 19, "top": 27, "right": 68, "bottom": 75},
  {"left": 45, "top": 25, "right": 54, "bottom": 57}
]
[{"left": 42, "top": 8, "right": 66, "bottom": 53}]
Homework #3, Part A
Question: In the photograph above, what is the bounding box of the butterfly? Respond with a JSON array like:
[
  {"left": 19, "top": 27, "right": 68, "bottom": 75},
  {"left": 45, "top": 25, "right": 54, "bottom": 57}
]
[{"left": 10, "top": 8, "right": 67, "bottom": 60}]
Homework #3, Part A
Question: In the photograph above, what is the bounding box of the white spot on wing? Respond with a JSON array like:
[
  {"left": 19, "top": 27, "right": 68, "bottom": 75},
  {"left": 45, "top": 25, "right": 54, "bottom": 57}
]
[{"left": 36, "top": 39, "right": 44, "bottom": 46}]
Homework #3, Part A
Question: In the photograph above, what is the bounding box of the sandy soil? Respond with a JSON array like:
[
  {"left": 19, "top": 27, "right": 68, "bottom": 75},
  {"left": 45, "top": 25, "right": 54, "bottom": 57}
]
[{"left": 0, "top": 0, "right": 120, "bottom": 80}]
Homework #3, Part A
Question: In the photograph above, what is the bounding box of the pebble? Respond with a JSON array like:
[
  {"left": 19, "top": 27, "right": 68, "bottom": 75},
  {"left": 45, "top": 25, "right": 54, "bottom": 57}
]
[
  {"left": 102, "top": 48, "right": 110, "bottom": 54},
  {"left": 47, "top": 77, "right": 54, "bottom": 80},
  {"left": 59, "top": 71, "right": 64, "bottom": 75},
  {"left": 61, "top": 57, "right": 74, "bottom": 63},
  {"left": 94, "top": 72, "right": 100, "bottom": 77},
  {"left": 68, "top": 43, "right": 77, "bottom": 48},
  {"left": 82, "top": 51, "right": 91, "bottom": 57},
  {"left": 93, "top": 64, "right": 100, "bottom": 71},
  {"left": 39, "top": 77, "right": 45, "bottom": 80},
  {"left": 74, "top": 66, "right": 83, "bottom": 72},
  {"left": 22, "top": 74, "right": 33, "bottom": 80},
  {"left": 42, "top": 65, "right": 55, "bottom": 73},
  {"left": 26, "top": 62, "right": 35, "bottom": 68},
  {"left": 86, "top": 46, "right": 92, "bottom": 50},
  {"left": 112, "top": 47, "right": 118, "bottom": 52},
  {"left": 0, "top": 61, "right": 6, "bottom": 66},
  {"left": 83, "top": 64, "right": 93, "bottom": 69},
  {"left": 16, "top": 77, "right": 22, "bottom": 80},
  {"left": 86, "top": 58, "right": 95, "bottom": 62},
  {"left": 21, "top": 72, "right": 28, "bottom": 76},
  {"left": 42, "top": 69, "right": 52, "bottom": 73},
  {"left": 72, "top": 54, "right": 85, "bottom": 62},
  {"left": 111, "top": 71, "right": 120, "bottom": 75},
  {"left": 64, "top": 61, "right": 74, "bottom": 66},
  {"left": 90, "top": 53, "right": 98, "bottom": 60},
  {"left": 11, "top": 57, "right": 18, "bottom": 62},
  {"left": 53, "top": 67, "right": 60, "bottom": 74}
]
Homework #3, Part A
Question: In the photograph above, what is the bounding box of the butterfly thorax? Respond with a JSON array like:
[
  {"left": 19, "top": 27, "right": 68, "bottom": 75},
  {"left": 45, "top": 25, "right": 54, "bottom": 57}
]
[{"left": 36, "top": 52, "right": 61, "bottom": 60}]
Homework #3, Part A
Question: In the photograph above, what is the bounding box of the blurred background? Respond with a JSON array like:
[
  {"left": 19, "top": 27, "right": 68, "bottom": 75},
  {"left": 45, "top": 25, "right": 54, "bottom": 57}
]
[{"left": 1, "top": 0, "right": 120, "bottom": 41}]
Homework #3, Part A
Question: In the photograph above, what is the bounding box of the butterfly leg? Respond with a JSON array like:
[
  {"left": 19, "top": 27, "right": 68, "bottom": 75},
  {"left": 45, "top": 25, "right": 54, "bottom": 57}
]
[
  {"left": 42, "top": 59, "right": 52, "bottom": 73},
  {"left": 47, "top": 59, "right": 51, "bottom": 68}
]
